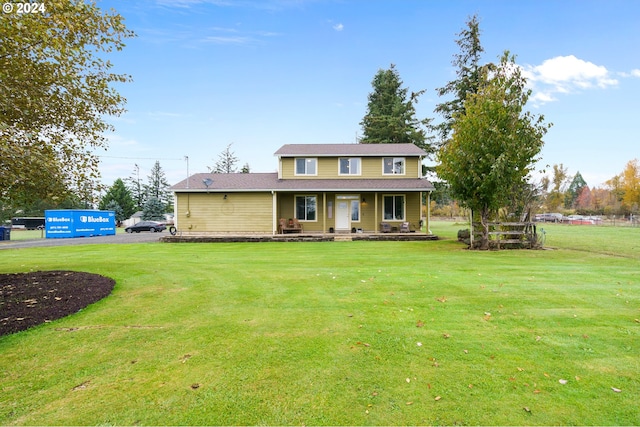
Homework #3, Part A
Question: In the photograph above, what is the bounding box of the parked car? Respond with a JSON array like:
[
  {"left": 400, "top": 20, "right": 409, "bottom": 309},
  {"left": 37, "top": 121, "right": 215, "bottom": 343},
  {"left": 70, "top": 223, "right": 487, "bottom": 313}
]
[
  {"left": 534, "top": 213, "right": 564, "bottom": 223},
  {"left": 125, "top": 221, "right": 166, "bottom": 233}
]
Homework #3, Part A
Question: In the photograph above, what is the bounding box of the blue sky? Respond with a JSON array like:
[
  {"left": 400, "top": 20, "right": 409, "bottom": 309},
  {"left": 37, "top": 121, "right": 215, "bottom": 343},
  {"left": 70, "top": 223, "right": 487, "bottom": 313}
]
[{"left": 97, "top": 0, "right": 640, "bottom": 190}]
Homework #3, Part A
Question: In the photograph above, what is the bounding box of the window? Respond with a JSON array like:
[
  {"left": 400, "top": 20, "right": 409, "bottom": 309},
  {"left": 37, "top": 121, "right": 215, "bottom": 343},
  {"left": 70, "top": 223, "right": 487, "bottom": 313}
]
[
  {"left": 383, "top": 157, "right": 405, "bottom": 175},
  {"left": 351, "top": 200, "right": 360, "bottom": 222},
  {"left": 295, "top": 158, "right": 317, "bottom": 175},
  {"left": 383, "top": 195, "right": 405, "bottom": 220},
  {"left": 296, "top": 196, "right": 317, "bottom": 221},
  {"left": 339, "top": 157, "right": 361, "bottom": 175}
]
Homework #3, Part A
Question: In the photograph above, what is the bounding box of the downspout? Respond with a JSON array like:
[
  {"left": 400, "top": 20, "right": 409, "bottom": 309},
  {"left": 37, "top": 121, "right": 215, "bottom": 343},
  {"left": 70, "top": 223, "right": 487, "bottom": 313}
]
[{"left": 173, "top": 192, "right": 178, "bottom": 229}]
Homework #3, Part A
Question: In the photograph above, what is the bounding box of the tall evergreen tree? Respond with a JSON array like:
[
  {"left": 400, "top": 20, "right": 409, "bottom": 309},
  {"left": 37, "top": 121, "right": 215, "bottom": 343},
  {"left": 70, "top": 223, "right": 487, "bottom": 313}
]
[
  {"left": 433, "top": 14, "right": 487, "bottom": 146},
  {"left": 144, "top": 161, "right": 171, "bottom": 209},
  {"left": 99, "top": 178, "right": 136, "bottom": 220},
  {"left": 565, "top": 171, "right": 587, "bottom": 209},
  {"left": 125, "top": 164, "right": 144, "bottom": 210},
  {"left": 141, "top": 197, "right": 166, "bottom": 221},
  {"left": 359, "top": 64, "right": 433, "bottom": 155},
  {"left": 211, "top": 143, "right": 239, "bottom": 173}
]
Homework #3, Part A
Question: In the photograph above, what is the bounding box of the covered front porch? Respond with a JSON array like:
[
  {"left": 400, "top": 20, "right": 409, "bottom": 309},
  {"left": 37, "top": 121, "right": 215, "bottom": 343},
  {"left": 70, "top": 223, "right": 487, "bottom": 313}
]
[{"left": 273, "top": 191, "right": 429, "bottom": 235}]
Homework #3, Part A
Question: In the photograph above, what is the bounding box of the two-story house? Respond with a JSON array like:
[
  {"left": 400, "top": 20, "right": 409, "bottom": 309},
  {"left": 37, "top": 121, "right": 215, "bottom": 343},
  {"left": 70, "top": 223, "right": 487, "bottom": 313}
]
[{"left": 170, "top": 143, "right": 435, "bottom": 235}]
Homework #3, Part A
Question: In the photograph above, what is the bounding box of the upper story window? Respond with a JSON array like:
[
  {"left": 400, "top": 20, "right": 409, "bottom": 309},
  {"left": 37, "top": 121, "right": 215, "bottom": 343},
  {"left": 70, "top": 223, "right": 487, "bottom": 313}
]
[
  {"left": 383, "top": 157, "right": 405, "bottom": 175},
  {"left": 339, "top": 158, "right": 361, "bottom": 175},
  {"left": 295, "top": 158, "right": 317, "bottom": 175}
]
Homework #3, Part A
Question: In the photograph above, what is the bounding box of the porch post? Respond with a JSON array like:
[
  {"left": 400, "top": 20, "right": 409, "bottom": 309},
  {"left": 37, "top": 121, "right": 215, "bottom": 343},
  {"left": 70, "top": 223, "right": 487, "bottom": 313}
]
[
  {"left": 322, "top": 192, "right": 326, "bottom": 234},
  {"left": 374, "top": 192, "right": 378, "bottom": 233},
  {"left": 427, "top": 191, "right": 432, "bottom": 234},
  {"left": 272, "top": 191, "right": 277, "bottom": 235}
]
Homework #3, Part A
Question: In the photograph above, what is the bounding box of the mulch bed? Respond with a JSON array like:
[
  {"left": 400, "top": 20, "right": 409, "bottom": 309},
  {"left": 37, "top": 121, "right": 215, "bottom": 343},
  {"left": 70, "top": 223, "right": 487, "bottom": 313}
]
[{"left": 0, "top": 271, "right": 115, "bottom": 337}]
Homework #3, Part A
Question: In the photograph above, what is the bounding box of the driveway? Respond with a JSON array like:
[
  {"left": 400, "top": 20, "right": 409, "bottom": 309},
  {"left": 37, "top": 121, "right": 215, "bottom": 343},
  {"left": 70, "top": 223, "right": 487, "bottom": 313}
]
[{"left": 0, "top": 232, "right": 164, "bottom": 250}]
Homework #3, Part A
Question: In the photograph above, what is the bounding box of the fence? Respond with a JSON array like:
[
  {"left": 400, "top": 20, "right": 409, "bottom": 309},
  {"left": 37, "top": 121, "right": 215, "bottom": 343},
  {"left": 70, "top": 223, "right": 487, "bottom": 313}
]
[{"left": 472, "top": 222, "right": 538, "bottom": 249}]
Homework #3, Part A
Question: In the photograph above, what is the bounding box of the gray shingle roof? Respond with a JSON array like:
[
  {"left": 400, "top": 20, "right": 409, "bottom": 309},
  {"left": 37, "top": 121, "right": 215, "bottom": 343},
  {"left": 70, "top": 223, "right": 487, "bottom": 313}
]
[
  {"left": 171, "top": 173, "right": 434, "bottom": 192},
  {"left": 274, "top": 143, "right": 427, "bottom": 157}
]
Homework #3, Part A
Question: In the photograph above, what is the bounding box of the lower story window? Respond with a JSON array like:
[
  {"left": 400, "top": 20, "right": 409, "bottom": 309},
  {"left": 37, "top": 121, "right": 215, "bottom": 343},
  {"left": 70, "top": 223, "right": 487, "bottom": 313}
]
[
  {"left": 296, "top": 195, "right": 317, "bottom": 221},
  {"left": 351, "top": 200, "right": 360, "bottom": 222},
  {"left": 383, "top": 195, "right": 405, "bottom": 220}
]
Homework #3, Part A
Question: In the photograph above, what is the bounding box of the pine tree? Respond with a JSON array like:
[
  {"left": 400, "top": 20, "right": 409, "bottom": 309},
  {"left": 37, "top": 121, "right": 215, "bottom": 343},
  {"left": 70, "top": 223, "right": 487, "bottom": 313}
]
[
  {"left": 142, "top": 197, "right": 166, "bottom": 221},
  {"left": 359, "top": 64, "right": 433, "bottom": 155},
  {"left": 565, "top": 171, "right": 587, "bottom": 209},
  {"left": 433, "top": 14, "right": 488, "bottom": 146},
  {"left": 99, "top": 178, "right": 136, "bottom": 220},
  {"left": 144, "top": 161, "right": 171, "bottom": 209},
  {"left": 211, "top": 144, "right": 239, "bottom": 173}
]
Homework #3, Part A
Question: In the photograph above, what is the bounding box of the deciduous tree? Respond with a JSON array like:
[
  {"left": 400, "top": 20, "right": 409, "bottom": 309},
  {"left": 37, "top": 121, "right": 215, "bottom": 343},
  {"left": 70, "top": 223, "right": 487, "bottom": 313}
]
[
  {"left": 437, "top": 52, "right": 551, "bottom": 249},
  {"left": 0, "top": 0, "right": 134, "bottom": 208},
  {"left": 546, "top": 164, "right": 570, "bottom": 210},
  {"left": 620, "top": 159, "right": 640, "bottom": 213}
]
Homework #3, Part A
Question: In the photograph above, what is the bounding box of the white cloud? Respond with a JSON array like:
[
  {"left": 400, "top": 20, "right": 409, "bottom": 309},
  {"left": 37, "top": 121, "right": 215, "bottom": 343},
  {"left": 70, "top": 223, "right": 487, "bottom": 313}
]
[
  {"left": 522, "top": 55, "right": 618, "bottom": 105},
  {"left": 333, "top": 23, "right": 344, "bottom": 32}
]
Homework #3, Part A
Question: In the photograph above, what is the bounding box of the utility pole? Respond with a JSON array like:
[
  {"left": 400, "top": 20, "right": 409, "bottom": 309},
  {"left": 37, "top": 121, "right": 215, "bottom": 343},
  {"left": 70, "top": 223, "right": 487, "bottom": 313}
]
[{"left": 185, "top": 156, "right": 189, "bottom": 189}]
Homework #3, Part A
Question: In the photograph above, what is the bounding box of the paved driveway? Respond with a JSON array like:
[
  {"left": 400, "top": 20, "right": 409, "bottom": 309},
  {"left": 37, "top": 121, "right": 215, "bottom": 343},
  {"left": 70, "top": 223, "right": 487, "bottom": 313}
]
[{"left": 0, "top": 232, "right": 164, "bottom": 250}]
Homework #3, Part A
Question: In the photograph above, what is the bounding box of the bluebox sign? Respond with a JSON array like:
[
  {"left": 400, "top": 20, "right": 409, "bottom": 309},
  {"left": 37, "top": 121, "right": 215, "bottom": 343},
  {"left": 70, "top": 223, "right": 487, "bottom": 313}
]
[{"left": 45, "top": 210, "right": 116, "bottom": 238}]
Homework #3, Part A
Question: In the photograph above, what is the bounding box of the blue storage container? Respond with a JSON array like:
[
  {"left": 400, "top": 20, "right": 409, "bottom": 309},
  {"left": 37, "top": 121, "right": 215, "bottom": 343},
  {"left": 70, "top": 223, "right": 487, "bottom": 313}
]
[{"left": 45, "top": 210, "right": 116, "bottom": 238}]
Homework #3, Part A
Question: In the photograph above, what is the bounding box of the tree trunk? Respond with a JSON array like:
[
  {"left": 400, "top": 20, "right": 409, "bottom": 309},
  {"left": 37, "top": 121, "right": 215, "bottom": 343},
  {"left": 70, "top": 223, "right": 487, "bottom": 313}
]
[{"left": 479, "top": 206, "right": 490, "bottom": 250}]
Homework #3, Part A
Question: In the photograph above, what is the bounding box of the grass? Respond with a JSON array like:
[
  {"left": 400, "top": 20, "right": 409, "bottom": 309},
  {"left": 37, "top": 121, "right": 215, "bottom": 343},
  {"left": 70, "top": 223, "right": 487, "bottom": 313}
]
[{"left": 1, "top": 222, "right": 639, "bottom": 425}]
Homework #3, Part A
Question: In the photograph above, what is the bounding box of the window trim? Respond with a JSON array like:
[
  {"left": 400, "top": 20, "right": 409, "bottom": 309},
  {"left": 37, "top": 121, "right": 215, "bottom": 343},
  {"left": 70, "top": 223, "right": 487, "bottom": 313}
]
[
  {"left": 338, "top": 157, "right": 362, "bottom": 176},
  {"left": 382, "top": 157, "right": 406, "bottom": 175},
  {"left": 382, "top": 194, "right": 406, "bottom": 221},
  {"left": 295, "top": 194, "right": 318, "bottom": 222},
  {"left": 295, "top": 158, "right": 318, "bottom": 176}
]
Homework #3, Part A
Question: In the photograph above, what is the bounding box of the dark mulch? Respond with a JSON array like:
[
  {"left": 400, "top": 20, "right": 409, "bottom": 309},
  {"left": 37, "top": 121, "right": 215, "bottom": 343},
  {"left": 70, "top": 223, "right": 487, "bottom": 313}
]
[{"left": 0, "top": 271, "right": 115, "bottom": 337}]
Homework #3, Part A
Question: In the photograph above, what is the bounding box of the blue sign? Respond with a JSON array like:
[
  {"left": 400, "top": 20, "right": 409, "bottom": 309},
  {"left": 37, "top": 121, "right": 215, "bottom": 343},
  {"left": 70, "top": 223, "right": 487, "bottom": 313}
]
[{"left": 45, "top": 210, "right": 116, "bottom": 238}]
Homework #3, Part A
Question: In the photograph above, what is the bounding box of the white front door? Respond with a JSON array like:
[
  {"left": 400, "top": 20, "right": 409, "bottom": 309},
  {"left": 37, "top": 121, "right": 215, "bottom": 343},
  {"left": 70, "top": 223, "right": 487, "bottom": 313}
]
[{"left": 335, "top": 200, "right": 350, "bottom": 231}]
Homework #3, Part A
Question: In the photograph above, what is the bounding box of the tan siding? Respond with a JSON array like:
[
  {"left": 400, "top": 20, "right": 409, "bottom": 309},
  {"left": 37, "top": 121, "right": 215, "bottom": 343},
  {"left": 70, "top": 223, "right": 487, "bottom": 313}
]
[
  {"left": 280, "top": 158, "right": 295, "bottom": 179},
  {"left": 280, "top": 156, "right": 422, "bottom": 179},
  {"left": 175, "top": 192, "right": 272, "bottom": 233}
]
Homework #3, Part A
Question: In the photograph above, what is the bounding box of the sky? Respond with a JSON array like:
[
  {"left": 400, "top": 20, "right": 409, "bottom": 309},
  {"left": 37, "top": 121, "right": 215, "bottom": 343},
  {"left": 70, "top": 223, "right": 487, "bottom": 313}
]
[{"left": 96, "top": 0, "right": 640, "bottom": 190}]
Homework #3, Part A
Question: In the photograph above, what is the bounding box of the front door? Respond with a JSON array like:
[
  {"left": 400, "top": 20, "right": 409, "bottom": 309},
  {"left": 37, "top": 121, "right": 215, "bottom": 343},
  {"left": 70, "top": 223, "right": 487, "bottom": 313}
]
[
  {"left": 335, "top": 195, "right": 360, "bottom": 232},
  {"left": 335, "top": 200, "right": 350, "bottom": 231}
]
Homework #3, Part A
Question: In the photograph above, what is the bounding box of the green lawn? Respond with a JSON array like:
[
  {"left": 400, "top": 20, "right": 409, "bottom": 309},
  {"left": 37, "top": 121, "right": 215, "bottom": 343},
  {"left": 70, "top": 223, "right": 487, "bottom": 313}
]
[{"left": 1, "top": 222, "right": 639, "bottom": 425}]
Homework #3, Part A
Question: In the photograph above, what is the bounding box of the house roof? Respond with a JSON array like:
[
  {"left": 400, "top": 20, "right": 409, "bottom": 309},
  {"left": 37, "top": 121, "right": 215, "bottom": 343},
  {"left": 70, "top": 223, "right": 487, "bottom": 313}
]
[
  {"left": 171, "top": 173, "right": 435, "bottom": 192},
  {"left": 274, "top": 143, "right": 427, "bottom": 157}
]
